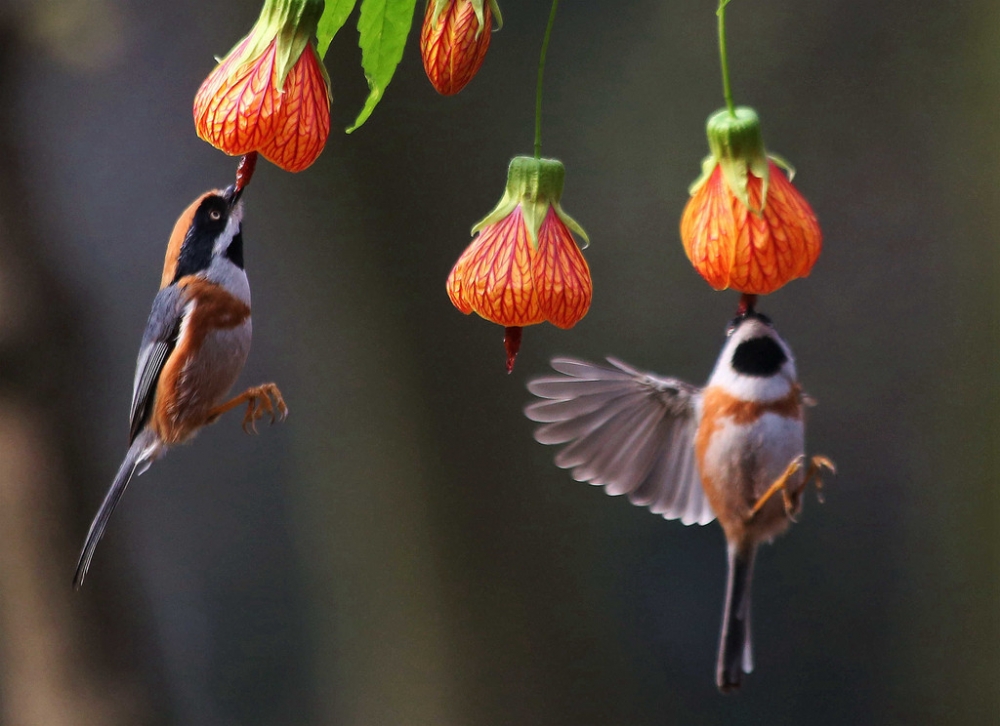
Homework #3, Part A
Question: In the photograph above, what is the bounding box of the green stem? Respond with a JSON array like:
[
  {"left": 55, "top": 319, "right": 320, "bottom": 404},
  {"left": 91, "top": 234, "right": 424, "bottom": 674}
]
[
  {"left": 534, "top": 0, "right": 560, "bottom": 159},
  {"left": 717, "top": 0, "right": 735, "bottom": 116}
]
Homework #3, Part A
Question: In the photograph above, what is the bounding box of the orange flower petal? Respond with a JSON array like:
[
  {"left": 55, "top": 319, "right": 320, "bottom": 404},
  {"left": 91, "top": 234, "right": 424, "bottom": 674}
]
[
  {"left": 533, "top": 209, "right": 592, "bottom": 329},
  {"left": 193, "top": 37, "right": 280, "bottom": 156},
  {"left": 680, "top": 165, "right": 737, "bottom": 290},
  {"left": 764, "top": 162, "right": 822, "bottom": 280},
  {"left": 447, "top": 206, "right": 545, "bottom": 326},
  {"left": 420, "top": 0, "right": 492, "bottom": 96},
  {"left": 258, "top": 44, "right": 331, "bottom": 172},
  {"left": 680, "top": 161, "right": 821, "bottom": 295}
]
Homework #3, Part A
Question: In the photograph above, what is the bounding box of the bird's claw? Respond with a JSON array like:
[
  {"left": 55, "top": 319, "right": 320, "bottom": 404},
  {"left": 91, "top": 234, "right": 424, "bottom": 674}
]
[
  {"left": 748, "top": 453, "right": 835, "bottom": 523},
  {"left": 807, "top": 455, "right": 836, "bottom": 504},
  {"left": 240, "top": 384, "right": 289, "bottom": 434}
]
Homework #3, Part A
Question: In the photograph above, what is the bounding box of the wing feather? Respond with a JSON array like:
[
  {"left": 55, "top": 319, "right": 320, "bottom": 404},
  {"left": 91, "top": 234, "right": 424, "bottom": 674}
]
[
  {"left": 539, "top": 391, "right": 650, "bottom": 450},
  {"left": 564, "top": 399, "right": 659, "bottom": 486},
  {"left": 128, "top": 287, "right": 187, "bottom": 443},
  {"left": 525, "top": 357, "right": 714, "bottom": 526}
]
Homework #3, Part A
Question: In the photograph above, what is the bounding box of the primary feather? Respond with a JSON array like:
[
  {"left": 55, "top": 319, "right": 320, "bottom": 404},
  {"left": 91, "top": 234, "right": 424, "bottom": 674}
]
[{"left": 525, "top": 357, "right": 714, "bottom": 526}]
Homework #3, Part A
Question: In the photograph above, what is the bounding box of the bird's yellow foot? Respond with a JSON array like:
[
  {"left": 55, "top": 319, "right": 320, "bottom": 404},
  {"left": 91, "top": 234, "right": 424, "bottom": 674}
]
[{"left": 747, "top": 454, "right": 836, "bottom": 523}]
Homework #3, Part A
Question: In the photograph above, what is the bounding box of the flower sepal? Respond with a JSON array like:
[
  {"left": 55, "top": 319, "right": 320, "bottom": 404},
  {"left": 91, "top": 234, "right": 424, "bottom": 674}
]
[
  {"left": 427, "top": 0, "right": 503, "bottom": 37},
  {"left": 472, "top": 156, "right": 589, "bottom": 249},
  {"left": 693, "top": 106, "right": 771, "bottom": 214},
  {"left": 230, "top": 0, "right": 325, "bottom": 90}
]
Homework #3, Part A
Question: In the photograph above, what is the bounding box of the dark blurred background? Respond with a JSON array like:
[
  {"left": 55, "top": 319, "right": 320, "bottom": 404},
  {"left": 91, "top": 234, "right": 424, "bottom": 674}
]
[{"left": 0, "top": 0, "right": 995, "bottom": 723}]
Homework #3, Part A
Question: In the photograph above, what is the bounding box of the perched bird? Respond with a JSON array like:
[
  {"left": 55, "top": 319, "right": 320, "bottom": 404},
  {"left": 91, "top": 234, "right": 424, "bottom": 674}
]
[
  {"left": 74, "top": 185, "right": 287, "bottom": 589},
  {"left": 524, "top": 307, "right": 832, "bottom": 692}
]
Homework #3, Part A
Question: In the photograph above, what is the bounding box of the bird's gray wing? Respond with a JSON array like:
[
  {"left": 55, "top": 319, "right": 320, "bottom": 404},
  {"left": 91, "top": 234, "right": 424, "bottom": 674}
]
[
  {"left": 129, "top": 286, "right": 187, "bottom": 443},
  {"left": 525, "top": 357, "right": 715, "bottom": 525}
]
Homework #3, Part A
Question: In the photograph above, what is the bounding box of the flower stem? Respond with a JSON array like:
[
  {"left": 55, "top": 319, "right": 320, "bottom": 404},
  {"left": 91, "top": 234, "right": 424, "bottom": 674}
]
[
  {"left": 717, "top": 0, "right": 736, "bottom": 116},
  {"left": 534, "top": 0, "right": 560, "bottom": 159}
]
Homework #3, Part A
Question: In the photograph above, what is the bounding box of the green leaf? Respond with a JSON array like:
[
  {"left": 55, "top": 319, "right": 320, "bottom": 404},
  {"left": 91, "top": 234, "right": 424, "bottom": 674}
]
[
  {"left": 347, "top": 0, "right": 418, "bottom": 133},
  {"left": 316, "top": 0, "right": 360, "bottom": 58}
]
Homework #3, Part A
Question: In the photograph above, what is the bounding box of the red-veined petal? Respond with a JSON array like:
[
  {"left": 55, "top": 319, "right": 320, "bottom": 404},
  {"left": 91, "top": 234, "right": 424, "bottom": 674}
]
[{"left": 257, "top": 44, "right": 331, "bottom": 172}]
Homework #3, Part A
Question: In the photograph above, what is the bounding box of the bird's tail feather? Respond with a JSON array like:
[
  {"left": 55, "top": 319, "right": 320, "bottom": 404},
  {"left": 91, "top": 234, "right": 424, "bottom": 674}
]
[
  {"left": 73, "top": 429, "right": 159, "bottom": 589},
  {"left": 716, "top": 542, "right": 757, "bottom": 693}
]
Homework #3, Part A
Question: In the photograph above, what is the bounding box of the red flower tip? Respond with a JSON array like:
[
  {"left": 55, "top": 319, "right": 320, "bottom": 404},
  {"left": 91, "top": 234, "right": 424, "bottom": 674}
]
[
  {"left": 504, "top": 326, "right": 522, "bottom": 373},
  {"left": 235, "top": 151, "right": 259, "bottom": 193}
]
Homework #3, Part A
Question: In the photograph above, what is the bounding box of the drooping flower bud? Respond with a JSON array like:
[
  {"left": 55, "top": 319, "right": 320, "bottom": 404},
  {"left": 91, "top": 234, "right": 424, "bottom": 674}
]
[
  {"left": 193, "top": 0, "right": 332, "bottom": 172},
  {"left": 420, "top": 0, "right": 502, "bottom": 96},
  {"left": 680, "top": 107, "right": 822, "bottom": 295},
  {"left": 447, "top": 156, "right": 592, "bottom": 372}
]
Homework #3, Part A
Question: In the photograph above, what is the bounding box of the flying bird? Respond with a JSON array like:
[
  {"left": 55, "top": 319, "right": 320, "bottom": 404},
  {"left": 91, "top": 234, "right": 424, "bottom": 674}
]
[{"left": 524, "top": 306, "right": 832, "bottom": 692}]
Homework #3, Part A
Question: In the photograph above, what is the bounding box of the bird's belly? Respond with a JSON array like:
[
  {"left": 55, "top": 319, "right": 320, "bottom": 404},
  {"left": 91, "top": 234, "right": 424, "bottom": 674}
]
[
  {"left": 172, "top": 320, "right": 252, "bottom": 434},
  {"left": 700, "top": 412, "right": 805, "bottom": 541}
]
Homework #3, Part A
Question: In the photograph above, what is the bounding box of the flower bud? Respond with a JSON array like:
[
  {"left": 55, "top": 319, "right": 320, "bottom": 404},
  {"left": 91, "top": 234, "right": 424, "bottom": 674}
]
[{"left": 421, "top": 0, "right": 501, "bottom": 95}]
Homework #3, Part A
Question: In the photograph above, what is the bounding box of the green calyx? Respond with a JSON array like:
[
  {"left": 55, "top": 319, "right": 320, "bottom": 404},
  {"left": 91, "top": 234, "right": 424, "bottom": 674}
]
[
  {"left": 229, "top": 0, "right": 326, "bottom": 90},
  {"left": 692, "top": 106, "right": 771, "bottom": 213},
  {"left": 472, "top": 156, "right": 588, "bottom": 249},
  {"left": 428, "top": 0, "right": 503, "bottom": 39}
]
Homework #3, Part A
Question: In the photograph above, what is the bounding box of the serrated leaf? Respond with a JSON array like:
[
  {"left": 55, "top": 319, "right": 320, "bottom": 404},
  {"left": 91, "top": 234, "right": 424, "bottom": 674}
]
[
  {"left": 347, "top": 0, "right": 418, "bottom": 133},
  {"left": 317, "top": 0, "right": 360, "bottom": 58}
]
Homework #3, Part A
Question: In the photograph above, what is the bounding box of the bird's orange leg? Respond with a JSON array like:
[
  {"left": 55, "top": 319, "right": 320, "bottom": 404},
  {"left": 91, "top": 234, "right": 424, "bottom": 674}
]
[
  {"left": 749, "top": 456, "right": 803, "bottom": 521},
  {"left": 205, "top": 383, "right": 289, "bottom": 434},
  {"left": 748, "top": 455, "right": 835, "bottom": 522}
]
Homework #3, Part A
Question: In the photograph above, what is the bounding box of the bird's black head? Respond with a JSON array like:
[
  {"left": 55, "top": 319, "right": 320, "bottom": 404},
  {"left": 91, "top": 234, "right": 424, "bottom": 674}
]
[{"left": 171, "top": 189, "right": 244, "bottom": 283}]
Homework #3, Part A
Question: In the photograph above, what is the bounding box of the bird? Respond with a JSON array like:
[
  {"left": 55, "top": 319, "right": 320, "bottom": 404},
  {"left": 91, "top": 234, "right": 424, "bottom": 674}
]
[
  {"left": 73, "top": 184, "right": 287, "bottom": 589},
  {"left": 524, "top": 304, "right": 832, "bottom": 692}
]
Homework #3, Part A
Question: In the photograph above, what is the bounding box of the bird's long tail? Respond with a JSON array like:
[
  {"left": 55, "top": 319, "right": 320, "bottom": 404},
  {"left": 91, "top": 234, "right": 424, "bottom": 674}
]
[
  {"left": 73, "top": 429, "right": 160, "bottom": 589},
  {"left": 716, "top": 542, "right": 757, "bottom": 693}
]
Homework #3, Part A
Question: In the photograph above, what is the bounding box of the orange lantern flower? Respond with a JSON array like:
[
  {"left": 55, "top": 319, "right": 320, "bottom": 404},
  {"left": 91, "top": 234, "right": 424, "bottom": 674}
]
[
  {"left": 680, "top": 107, "right": 821, "bottom": 295},
  {"left": 447, "top": 156, "right": 592, "bottom": 372},
  {"left": 421, "top": 0, "right": 501, "bottom": 96},
  {"left": 193, "top": 0, "right": 331, "bottom": 172}
]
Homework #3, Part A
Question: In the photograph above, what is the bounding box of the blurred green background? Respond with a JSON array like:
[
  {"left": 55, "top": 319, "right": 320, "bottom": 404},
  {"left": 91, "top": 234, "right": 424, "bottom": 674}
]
[{"left": 0, "top": 0, "right": 995, "bottom": 723}]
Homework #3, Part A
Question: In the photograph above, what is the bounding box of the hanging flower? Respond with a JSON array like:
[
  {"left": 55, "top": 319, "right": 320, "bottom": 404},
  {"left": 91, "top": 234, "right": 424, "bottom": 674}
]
[
  {"left": 421, "top": 0, "right": 502, "bottom": 96},
  {"left": 447, "top": 156, "right": 592, "bottom": 372},
  {"left": 680, "top": 107, "right": 821, "bottom": 295},
  {"left": 193, "top": 0, "right": 331, "bottom": 172}
]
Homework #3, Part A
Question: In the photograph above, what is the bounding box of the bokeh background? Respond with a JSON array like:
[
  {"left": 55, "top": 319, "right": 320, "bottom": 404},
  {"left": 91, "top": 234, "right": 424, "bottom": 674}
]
[{"left": 0, "top": 0, "right": 995, "bottom": 724}]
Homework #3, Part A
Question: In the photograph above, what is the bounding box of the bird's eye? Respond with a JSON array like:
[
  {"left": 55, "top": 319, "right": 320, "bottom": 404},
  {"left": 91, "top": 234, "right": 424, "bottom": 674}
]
[{"left": 209, "top": 210, "right": 222, "bottom": 221}]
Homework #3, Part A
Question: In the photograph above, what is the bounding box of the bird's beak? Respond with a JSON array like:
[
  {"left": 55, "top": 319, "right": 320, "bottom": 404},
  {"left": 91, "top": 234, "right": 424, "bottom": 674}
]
[{"left": 223, "top": 184, "right": 243, "bottom": 209}]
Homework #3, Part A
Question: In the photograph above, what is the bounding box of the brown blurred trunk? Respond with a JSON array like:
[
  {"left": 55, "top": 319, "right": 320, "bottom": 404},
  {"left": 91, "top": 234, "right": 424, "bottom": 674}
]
[{"left": 0, "top": 29, "right": 155, "bottom": 726}]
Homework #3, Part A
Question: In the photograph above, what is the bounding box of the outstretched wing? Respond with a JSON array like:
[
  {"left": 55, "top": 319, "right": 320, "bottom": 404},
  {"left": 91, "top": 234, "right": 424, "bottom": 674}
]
[
  {"left": 129, "top": 286, "right": 186, "bottom": 443},
  {"left": 525, "top": 357, "right": 714, "bottom": 526}
]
